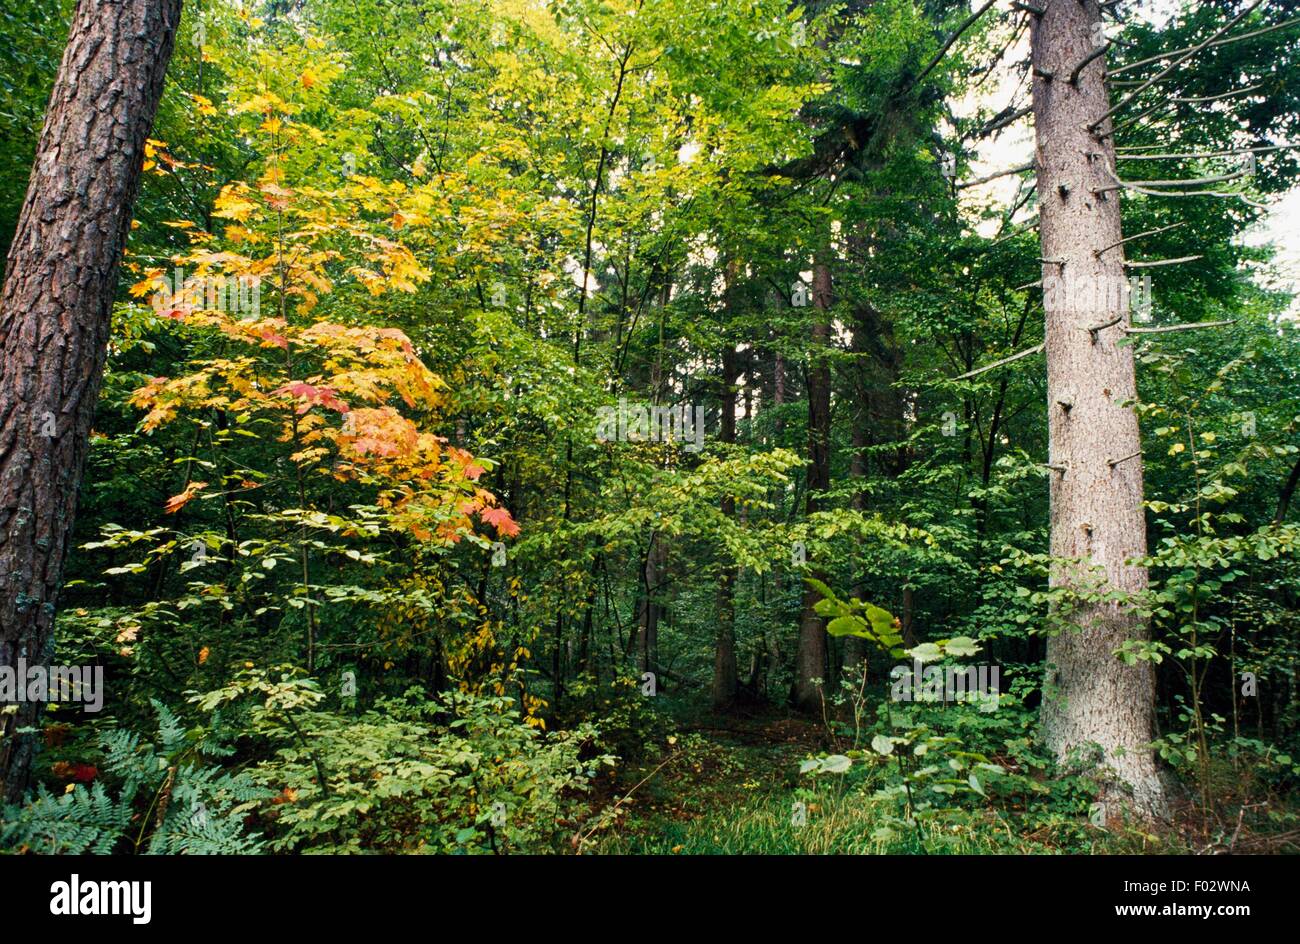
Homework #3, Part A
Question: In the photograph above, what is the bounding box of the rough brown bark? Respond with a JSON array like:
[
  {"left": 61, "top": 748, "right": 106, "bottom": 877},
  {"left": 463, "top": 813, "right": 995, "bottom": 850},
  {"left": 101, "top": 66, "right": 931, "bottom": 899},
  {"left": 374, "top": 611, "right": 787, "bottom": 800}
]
[
  {"left": 1031, "top": 0, "right": 1166, "bottom": 818},
  {"left": 0, "top": 0, "right": 182, "bottom": 802},
  {"left": 793, "top": 261, "right": 832, "bottom": 713}
]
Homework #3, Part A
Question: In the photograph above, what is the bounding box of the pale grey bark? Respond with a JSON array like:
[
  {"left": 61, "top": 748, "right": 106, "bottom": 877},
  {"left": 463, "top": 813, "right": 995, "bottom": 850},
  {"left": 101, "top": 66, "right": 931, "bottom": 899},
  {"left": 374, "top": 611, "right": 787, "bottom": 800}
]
[{"left": 1030, "top": 0, "right": 1167, "bottom": 818}]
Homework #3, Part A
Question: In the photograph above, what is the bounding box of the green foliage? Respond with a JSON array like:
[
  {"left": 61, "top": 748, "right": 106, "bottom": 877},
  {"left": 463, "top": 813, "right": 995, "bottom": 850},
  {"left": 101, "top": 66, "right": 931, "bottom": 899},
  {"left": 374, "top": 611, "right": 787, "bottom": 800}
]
[
  {"left": 204, "top": 684, "right": 614, "bottom": 854},
  {"left": 3, "top": 701, "right": 270, "bottom": 854},
  {"left": 5, "top": 0, "right": 1300, "bottom": 857}
]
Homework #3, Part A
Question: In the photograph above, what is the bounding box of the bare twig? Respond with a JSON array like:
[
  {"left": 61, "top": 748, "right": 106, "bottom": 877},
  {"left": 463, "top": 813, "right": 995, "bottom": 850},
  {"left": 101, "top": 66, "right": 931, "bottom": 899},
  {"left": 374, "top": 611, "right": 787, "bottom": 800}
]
[
  {"left": 1101, "top": 169, "right": 1249, "bottom": 190},
  {"left": 1096, "top": 221, "right": 1187, "bottom": 256},
  {"left": 952, "top": 342, "right": 1045, "bottom": 380},
  {"left": 1069, "top": 41, "right": 1111, "bottom": 85},
  {"left": 1111, "top": 13, "right": 1300, "bottom": 77},
  {"left": 1124, "top": 255, "right": 1202, "bottom": 268},
  {"left": 1090, "top": 0, "right": 1267, "bottom": 131},
  {"left": 958, "top": 161, "right": 1034, "bottom": 190},
  {"left": 1125, "top": 319, "right": 1235, "bottom": 335},
  {"left": 909, "top": 0, "right": 1000, "bottom": 90},
  {"left": 1117, "top": 143, "right": 1298, "bottom": 161}
]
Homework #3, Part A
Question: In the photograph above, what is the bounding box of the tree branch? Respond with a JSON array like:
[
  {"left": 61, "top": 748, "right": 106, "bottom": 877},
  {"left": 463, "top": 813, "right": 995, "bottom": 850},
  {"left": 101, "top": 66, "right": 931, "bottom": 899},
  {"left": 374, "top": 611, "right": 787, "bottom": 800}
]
[
  {"left": 1095, "top": 221, "right": 1187, "bottom": 256},
  {"left": 909, "top": 0, "right": 1001, "bottom": 92},
  {"left": 1124, "top": 319, "right": 1235, "bottom": 335},
  {"left": 951, "top": 343, "right": 1045, "bottom": 381},
  {"left": 1090, "top": 0, "right": 1267, "bottom": 131}
]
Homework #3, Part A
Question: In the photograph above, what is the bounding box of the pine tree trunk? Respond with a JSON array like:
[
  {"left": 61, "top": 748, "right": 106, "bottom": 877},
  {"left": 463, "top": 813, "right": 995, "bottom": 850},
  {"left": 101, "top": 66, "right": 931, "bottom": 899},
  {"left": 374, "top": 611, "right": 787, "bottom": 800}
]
[
  {"left": 0, "top": 0, "right": 182, "bottom": 803},
  {"left": 1030, "top": 0, "right": 1166, "bottom": 818},
  {"left": 794, "top": 261, "right": 832, "bottom": 712}
]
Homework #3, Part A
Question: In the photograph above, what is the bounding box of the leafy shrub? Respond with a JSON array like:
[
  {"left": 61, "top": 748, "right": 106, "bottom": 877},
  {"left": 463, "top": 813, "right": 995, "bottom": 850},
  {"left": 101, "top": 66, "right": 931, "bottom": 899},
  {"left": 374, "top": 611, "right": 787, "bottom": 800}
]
[{"left": 191, "top": 673, "right": 614, "bottom": 853}]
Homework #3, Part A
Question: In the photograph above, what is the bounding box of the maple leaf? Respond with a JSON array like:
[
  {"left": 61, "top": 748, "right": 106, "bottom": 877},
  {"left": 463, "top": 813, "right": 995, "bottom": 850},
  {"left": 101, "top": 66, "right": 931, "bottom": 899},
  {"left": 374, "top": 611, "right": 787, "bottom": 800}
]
[
  {"left": 273, "top": 382, "right": 350, "bottom": 414},
  {"left": 52, "top": 761, "right": 98, "bottom": 783},
  {"left": 448, "top": 448, "right": 485, "bottom": 480},
  {"left": 212, "top": 185, "right": 259, "bottom": 222},
  {"left": 480, "top": 505, "right": 520, "bottom": 537},
  {"left": 128, "top": 268, "right": 168, "bottom": 298},
  {"left": 164, "top": 480, "right": 207, "bottom": 514},
  {"left": 255, "top": 325, "right": 289, "bottom": 349}
]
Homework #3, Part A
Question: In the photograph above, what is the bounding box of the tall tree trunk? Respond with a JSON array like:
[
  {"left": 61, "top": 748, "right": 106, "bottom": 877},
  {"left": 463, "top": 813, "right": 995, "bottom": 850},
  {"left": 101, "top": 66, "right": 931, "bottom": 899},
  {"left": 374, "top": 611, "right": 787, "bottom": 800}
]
[
  {"left": 793, "top": 261, "right": 832, "bottom": 712},
  {"left": 762, "top": 336, "right": 787, "bottom": 696},
  {"left": 713, "top": 337, "right": 740, "bottom": 708},
  {"left": 1031, "top": 0, "right": 1166, "bottom": 818},
  {"left": 0, "top": 0, "right": 183, "bottom": 803},
  {"left": 842, "top": 300, "right": 872, "bottom": 677},
  {"left": 712, "top": 371, "right": 743, "bottom": 707},
  {"left": 639, "top": 539, "right": 661, "bottom": 678}
]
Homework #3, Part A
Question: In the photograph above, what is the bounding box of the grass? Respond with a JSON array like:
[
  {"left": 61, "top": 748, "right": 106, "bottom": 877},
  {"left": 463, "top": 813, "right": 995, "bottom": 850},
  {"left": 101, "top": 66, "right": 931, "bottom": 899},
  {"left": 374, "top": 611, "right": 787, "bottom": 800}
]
[{"left": 584, "top": 700, "right": 1300, "bottom": 855}]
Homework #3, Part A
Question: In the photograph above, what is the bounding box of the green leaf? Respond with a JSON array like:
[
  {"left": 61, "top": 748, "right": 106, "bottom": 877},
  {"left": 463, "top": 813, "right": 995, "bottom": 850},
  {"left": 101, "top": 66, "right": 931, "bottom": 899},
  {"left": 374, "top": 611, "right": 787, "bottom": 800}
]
[
  {"left": 821, "top": 754, "right": 852, "bottom": 774},
  {"left": 908, "top": 642, "right": 942, "bottom": 663},
  {"left": 826, "top": 615, "right": 869, "bottom": 638},
  {"left": 943, "top": 635, "right": 980, "bottom": 658}
]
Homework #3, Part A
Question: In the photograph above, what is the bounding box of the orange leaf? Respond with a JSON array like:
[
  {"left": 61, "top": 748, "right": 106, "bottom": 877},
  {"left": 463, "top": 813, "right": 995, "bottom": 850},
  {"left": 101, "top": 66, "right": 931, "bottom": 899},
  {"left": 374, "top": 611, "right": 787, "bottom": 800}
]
[
  {"left": 480, "top": 505, "right": 520, "bottom": 537},
  {"left": 163, "top": 481, "right": 207, "bottom": 514}
]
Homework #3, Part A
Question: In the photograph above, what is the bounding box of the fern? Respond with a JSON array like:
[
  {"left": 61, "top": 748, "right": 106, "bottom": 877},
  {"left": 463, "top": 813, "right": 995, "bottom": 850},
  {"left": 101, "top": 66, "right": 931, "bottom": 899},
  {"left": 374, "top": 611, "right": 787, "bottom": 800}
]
[
  {"left": 2, "top": 702, "right": 273, "bottom": 855},
  {"left": 1, "top": 781, "right": 132, "bottom": 854}
]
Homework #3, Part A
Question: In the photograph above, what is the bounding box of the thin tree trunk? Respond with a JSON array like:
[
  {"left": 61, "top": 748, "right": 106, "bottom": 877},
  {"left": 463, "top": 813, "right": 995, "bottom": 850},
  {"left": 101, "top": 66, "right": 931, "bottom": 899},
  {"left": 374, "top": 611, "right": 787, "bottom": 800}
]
[
  {"left": 0, "top": 0, "right": 183, "bottom": 803},
  {"left": 1274, "top": 453, "right": 1300, "bottom": 525},
  {"left": 712, "top": 262, "right": 741, "bottom": 706},
  {"left": 764, "top": 338, "right": 787, "bottom": 696},
  {"left": 794, "top": 261, "right": 832, "bottom": 712},
  {"left": 713, "top": 301, "right": 740, "bottom": 708},
  {"left": 1031, "top": 0, "right": 1166, "bottom": 818},
  {"left": 640, "top": 540, "right": 661, "bottom": 678},
  {"left": 842, "top": 300, "right": 872, "bottom": 676}
]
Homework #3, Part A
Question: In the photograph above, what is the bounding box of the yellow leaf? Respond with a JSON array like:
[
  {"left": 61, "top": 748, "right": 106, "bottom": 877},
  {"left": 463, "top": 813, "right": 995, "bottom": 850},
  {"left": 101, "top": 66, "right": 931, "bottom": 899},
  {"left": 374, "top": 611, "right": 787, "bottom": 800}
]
[{"left": 213, "top": 186, "right": 258, "bottom": 222}]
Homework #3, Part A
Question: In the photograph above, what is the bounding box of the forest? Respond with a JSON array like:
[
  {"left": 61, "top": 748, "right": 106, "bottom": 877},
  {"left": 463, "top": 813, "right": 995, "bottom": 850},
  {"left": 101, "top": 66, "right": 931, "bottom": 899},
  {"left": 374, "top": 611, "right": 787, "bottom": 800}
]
[{"left": 0, "top": 0, "right": 1297, "bottom": 858}]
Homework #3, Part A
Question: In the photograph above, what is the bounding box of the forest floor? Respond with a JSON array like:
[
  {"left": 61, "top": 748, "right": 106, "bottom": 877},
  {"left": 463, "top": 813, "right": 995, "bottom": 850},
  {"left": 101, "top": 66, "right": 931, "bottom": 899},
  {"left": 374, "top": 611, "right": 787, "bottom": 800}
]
[
  {"left": 585, "top": 702, "right": 1070, "bottom": 854},
  {"left": 586, "top": 702, "right": 1300, "bottom": 856},
  {"left": 591, "top": 707, "right": 837, "bottom": 854}
]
